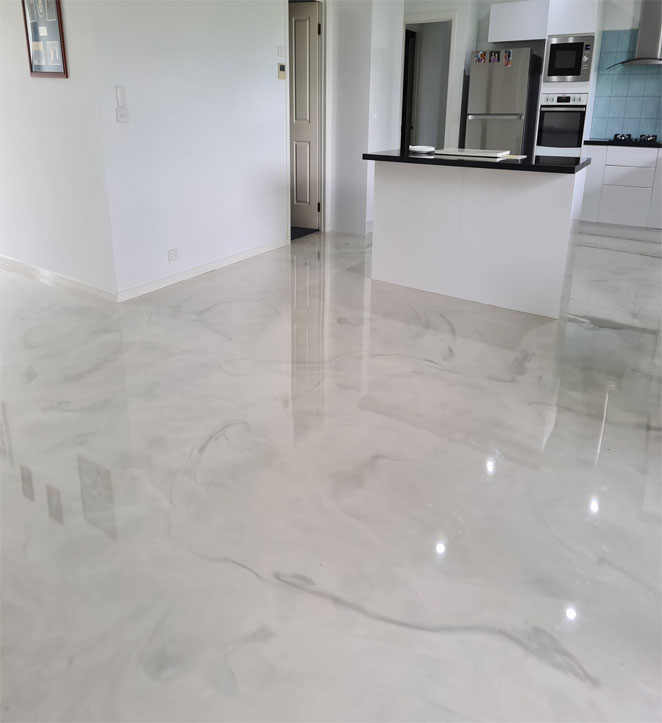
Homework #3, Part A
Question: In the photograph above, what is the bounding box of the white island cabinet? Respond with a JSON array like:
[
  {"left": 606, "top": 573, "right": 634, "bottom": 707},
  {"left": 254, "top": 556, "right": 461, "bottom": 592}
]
[{"left": 364, "top": 151, "right": 589, "bottom": 320}]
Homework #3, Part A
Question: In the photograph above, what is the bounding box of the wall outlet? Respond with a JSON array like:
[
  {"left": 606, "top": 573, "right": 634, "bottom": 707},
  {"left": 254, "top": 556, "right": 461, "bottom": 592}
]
[
  {"left": 168, "top": 248, "right": 178, "bottom": 262},
  {"left": 116, "top": 107, "right": 129, "bottom": 123}
]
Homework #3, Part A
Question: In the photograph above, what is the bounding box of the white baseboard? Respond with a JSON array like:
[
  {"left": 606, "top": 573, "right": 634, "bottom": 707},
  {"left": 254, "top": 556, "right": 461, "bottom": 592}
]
[
  {"left": 2, "top": 240, "right": 290, "bottom": 304},
  {"left": 116, "top": 240, "right": 290, "bottom": 302},
  {"left": 0, "top": 254, "right": 116, "bottom": 301},
  {"left": 578, "top": 221, "right": 662, "bottom": 243}
]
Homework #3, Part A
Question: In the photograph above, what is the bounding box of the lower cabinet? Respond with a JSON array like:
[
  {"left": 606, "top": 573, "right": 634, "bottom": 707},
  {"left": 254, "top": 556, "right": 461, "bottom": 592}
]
[
  {"left": 598, "top": 186, "right": 653, "bottom": 226},
  {"left": 581, "top": 145, "right": 662, "bottom": 229},
  {"left": 650, "top": 158, "right": 662, "bottom": 228}
]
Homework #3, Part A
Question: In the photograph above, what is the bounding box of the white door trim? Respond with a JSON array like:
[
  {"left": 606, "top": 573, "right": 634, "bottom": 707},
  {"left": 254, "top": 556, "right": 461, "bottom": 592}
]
[
  {"left": 402, "top": 10, "right": 458, "bottom": 151},
  {"left": 286, "top": 0, "right": 325, "bottom": 237}
]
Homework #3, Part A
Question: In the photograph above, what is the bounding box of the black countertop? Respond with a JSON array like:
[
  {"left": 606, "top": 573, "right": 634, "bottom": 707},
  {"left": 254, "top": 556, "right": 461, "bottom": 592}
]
[
  {"left": 585, "top": 139, "right": 662, "bottom": 149},
  {"left": 363, "top": 150, "right": 591, "bottom": 174}
]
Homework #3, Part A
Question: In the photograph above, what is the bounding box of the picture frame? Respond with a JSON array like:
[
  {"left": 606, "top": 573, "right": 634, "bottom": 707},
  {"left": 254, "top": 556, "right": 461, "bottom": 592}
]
[{"left": 21, "top": 0, "right": 67, "bottom": 78}]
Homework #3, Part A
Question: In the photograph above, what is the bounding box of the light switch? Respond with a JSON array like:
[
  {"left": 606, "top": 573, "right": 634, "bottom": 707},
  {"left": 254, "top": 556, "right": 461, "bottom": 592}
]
[
  {"left": 278, "top": 63, "right": 286, "bottom": 80},
  {"left": 115, "top": 85, "right": 126, "bottom": 107},
  {"left": 116, "top": 107, "right": 129, "bottom": 123}
]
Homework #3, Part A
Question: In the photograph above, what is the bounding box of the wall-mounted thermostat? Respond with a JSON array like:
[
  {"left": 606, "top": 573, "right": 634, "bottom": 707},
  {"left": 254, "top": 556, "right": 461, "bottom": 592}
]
[{"left": 278, "top": 63, "right": 286, "bottom": 80}]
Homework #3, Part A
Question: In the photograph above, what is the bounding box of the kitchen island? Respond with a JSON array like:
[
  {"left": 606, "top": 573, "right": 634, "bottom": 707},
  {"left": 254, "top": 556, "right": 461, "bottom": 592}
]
[{"left": 363, "top": 150, "right": 590, "bottom": 319}]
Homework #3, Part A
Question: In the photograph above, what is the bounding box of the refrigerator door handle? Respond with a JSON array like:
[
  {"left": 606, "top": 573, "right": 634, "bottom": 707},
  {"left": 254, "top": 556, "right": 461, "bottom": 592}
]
[{"left": 467, "top": 113, "right": 525, "bottom": 120}]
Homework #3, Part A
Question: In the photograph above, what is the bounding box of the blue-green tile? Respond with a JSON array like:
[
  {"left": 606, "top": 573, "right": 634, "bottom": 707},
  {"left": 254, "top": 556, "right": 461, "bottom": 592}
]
[
  {"left": 609, "top": 96, "right": 627, "bottom": 117},
  {"left": 623, "top": 118, "right": 640, "bottom": 136},
  {"left": 606, "top": 117, "right": 624, "bottom": 137},
  {"left": 612, "top": 74, "right": 629, "bottom": 96},
  {"left": 629, "top": 60, "right": 652, "bottom": 75},
  {"left": 591, "top": 116, "right": 607, "bottom": 138},
  {"left": 618, "top": 63, "right": 631, "bottom": 76},
  {"left": 601, "top": 30, "right": 619, "bottom": 53},
  {"left": 599, "top": 52, "right": 618, "bottom": 72},
  {"left": 625, "top": 96, "right": 644, "bottom": 117},
  {"left": 644, "top": 73, "right": 662, "bottom": 96},
  {"left": 639, "top": 118, "right": 658, "bottom": 135},
  {"left": 596, "top": 74, "right": 613, "bottom": 96},
  {"left": 616, "top": 29, "right": 634, "bottom": 52},
  {"left": 641, "top": 96, "right": 659, "bottom": 118},
  {"left": 593, "top": 96, "right": 611, "bottom": 117},
  {"left": 628, "top": 74, "right": 647, "bottom": 96}
]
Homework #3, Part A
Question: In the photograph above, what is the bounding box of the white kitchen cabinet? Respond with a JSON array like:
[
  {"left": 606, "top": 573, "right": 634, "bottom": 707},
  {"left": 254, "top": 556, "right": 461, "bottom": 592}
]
[
  {"left": 605, "top": 146, "right": 658, "bottom": 168},
  {"left": 488, "top": 0, "right": 549, "bottom": 42},
  {"left": 603, "top": 165, "right": 656, "bottom": 188},
  {"left": 581, "top": 145, "right": 661, "bottom": 228},
  {"left": 598, "top": 186, "right": 653, "bottom": 227},
  {"left": 547, "top": 0, "right": 600, "bottom": 35},
  {"left": 580, "top": 145, "right": 606, "bottom": 222},
  {"left": 648, "top": 152, "right": 662, "bottom": 229}
]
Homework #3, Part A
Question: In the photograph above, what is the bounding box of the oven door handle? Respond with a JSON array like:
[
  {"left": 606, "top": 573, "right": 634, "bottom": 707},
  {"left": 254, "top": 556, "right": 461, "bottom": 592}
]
[{"left": 540, "top": 106, "right": 587, "bottom": 111}]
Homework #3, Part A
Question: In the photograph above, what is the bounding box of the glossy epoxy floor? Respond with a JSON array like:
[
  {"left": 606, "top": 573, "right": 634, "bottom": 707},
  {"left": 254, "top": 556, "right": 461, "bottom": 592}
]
[{"left": 1, "top": 233, "right": 660, "bottom": 722}]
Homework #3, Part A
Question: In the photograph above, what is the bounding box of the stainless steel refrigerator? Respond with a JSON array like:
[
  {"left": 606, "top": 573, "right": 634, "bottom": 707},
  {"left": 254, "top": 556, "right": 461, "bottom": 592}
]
[{"left": 465, "top": 48, "right": 540, "bottom": 155}]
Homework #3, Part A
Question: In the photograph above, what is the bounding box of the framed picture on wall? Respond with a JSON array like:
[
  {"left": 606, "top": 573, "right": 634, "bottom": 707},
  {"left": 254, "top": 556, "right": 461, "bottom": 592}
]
[{"left": 21, "top": 0, "right": 67, "bottom": 77}]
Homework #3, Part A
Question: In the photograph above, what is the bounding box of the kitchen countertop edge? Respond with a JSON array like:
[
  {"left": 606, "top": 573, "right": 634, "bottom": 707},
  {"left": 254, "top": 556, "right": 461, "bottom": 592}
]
[
  {"left": 363, "top": 150, "right": 591, "bottom": 174},
  {"left": 584, "top": 139, "right": 662, "bottom": 149}
]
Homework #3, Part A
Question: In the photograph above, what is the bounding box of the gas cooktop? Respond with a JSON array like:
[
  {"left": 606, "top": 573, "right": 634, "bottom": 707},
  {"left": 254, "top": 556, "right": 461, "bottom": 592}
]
[{"left": 612, "top": 133, "right": 659, "bottom": 145}]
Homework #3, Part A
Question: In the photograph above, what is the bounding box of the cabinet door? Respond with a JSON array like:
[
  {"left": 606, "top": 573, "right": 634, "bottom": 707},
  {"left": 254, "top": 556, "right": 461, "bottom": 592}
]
[
  {"left": 547, "top": 0, "right": 600, "bottom": 34},
  {"left": 648, "top": 152, "right": 661, "bottom": 229},
  {"left": 598, "top": 185, "right": 653, "bottom": 227},
  {"left": 603, "top": 166, "right": 656, "bottom": 188},
  {"left": 605, "top": 146, "right": 658, "bottom": 168},
  {"left": 580, "top": 145, "right": 606, "bottom": 222},
  {"left": 488, "top": 0, "right": 549, "bottom": 42}
]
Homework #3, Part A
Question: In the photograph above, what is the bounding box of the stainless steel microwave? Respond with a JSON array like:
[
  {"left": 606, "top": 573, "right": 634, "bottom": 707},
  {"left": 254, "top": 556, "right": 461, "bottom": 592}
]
[{"left": 543, "top": 34, "right": 594, "bottom": 82}]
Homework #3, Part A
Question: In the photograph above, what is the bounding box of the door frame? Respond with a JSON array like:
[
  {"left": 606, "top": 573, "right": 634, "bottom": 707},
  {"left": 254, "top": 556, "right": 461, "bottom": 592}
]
[
  {"left": 285, "top": 0, "right": 325, "bottom": 239},
  {"left": 402, "top": 10, "right": 458, "bottom": 150}
]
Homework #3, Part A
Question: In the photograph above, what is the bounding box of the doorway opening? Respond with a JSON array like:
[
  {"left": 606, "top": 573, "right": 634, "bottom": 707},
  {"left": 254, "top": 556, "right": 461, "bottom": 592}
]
[
  {"left": 400, "top": 20, "right": 452, "bottom": 153},
  {"left": 289, "top": 0, "right": 322, "bottom": 241}
]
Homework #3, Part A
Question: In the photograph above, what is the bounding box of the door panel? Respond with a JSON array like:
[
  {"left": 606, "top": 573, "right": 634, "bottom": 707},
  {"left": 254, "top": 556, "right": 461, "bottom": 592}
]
[
  {"left": 294, "top": 141, "right": 310, "bottom": 204},
  {"left": 465, "top": 117, "right": 524, "bottom": 153},
  {"left": 290, "top": 2, "right": 319, "bottom": 229}
]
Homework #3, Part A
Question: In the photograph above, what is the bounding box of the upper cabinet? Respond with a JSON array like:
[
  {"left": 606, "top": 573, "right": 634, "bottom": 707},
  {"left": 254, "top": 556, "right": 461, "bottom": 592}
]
[
  {"left": 489, "top": 0, "right": 549, "bottom": 42},
  {"left": 547, "top": 0, "right": 600, "bottom": 35},
  {"left": 489, "top": 0, "right": 600, "bottom": 43}
]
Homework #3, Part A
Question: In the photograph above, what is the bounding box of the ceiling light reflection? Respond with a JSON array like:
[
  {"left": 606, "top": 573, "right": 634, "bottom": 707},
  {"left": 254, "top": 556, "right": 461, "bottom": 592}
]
[
  {"left": 435, "top": 542, "right": 446, "bottom": 555},
  {"left": 589, "top": 497, "right": 599, "bottom": 514},
  {"left": 485, "top": 457, "right": 496, "bottom": 475},
  {"left": 565, "top": 606, "right": 577, "bottom": 621}
]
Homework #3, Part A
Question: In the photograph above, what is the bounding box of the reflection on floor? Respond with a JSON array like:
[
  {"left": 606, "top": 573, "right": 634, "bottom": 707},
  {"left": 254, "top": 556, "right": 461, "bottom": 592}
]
[
  {"left": 1, "top": 232, "right": 660, "bottom": 721},
  {"left": 291, "top": 226, "right": 318, "bottom": 240},
  {"left": 569, "top": 233, "right": 661, "bottom": 330}
]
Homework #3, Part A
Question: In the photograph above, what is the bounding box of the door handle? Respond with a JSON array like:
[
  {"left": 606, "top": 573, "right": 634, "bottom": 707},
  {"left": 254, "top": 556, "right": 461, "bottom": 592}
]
[{"left": 467, "top": 114, "right": 525, "bottom": 120}]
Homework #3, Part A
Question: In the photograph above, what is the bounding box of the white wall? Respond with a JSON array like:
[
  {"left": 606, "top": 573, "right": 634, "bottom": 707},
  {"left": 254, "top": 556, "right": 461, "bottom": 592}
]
[
  {"left": 0, "top": 0, "right": 117, "bottom": 293},
  {"left": 325, "top": 0, "right": 373, "bottom": 235},
  {"left": 366, "top": 0, "right": 405, "bottom": 229},
  {"left": 89, "top": 0, "right": 289, "bottom": 294},
  {"left": 1, "top": 0, "right": 289, "bottom": 297}
]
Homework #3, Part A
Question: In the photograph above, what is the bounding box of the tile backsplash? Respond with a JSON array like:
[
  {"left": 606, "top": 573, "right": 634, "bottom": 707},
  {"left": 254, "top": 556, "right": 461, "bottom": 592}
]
[{"left": 590, "top": 29, "right": 662, "bottom": 140}]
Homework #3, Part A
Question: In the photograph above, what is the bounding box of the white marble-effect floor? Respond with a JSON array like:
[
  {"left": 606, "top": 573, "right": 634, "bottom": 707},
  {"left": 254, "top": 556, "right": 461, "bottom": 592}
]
[{"left": 1, "top": 232, "right": 660, "bottom": 722}]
